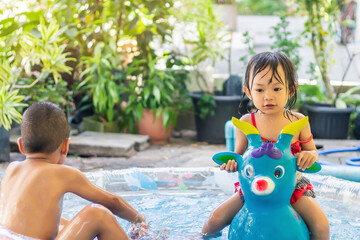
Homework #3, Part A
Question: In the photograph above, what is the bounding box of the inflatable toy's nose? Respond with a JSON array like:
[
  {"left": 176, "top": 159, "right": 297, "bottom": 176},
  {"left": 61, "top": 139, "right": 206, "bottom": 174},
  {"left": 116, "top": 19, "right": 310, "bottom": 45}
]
[
  {"left": 255, "top": 179, "right": 268, "bottom": 191},
  {"left": 251, "top": 177, "right": 275, "bottom": 196}
]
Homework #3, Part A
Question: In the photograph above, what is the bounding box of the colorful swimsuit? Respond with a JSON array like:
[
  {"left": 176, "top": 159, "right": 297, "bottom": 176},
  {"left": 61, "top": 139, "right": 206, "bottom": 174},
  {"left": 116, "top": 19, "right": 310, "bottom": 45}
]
[
  {"left": 250, "top": 113, "right": 313, "bottom": 156},
  {"left": 236, "top": 113, "right": 316, "bottom": 204}
]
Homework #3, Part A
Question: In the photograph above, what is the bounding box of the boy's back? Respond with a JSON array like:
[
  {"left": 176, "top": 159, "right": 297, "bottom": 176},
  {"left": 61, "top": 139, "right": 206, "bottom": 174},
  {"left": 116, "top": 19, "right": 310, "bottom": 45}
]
[{"left": 1, "top": 159, "right": 77, "bottom": 239}]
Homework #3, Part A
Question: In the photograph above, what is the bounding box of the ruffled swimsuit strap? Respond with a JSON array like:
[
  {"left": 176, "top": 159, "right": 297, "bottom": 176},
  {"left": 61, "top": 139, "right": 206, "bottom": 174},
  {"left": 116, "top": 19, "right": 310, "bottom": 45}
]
[
  {"left": 251, "top": 112, "right": 257, "bottom": 128},
  {"left": 291, "top": 134, "right": 313, "bottom": 155},
  {"left": 293, "top": 134, "right": 313, "bottom": 145},
  {"left": 251, "top": 112, "right": 313, "bottom": 150}
]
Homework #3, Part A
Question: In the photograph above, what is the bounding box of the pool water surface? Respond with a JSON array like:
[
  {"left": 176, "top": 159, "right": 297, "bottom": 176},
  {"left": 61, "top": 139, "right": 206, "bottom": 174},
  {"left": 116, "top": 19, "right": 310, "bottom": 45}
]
[{"left": 62, "top": 168, "right": 360, "bottom": 240}]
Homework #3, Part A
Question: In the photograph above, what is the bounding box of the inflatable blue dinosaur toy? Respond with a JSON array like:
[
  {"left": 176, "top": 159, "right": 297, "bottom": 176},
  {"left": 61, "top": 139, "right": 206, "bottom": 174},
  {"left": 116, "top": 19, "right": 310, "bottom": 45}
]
[{"left": 213, "top": 117, "right": 321, "bottom": 240}]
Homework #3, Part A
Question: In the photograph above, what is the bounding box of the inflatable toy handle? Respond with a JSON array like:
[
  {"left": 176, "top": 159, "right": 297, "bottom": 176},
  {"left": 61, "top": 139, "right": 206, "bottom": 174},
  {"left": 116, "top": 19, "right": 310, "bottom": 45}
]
[
  {"left": 297, "top": 161, "right": 322, "bottom": 173},
  {"left": 212, "top": 152, "right": 241, "bottom": 165}
]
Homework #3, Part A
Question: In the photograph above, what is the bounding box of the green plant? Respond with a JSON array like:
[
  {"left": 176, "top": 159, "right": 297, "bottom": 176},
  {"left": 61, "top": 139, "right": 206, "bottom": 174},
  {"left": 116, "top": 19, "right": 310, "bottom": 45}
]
[
  {"left": 0, "top": 62, "right": 26, "bottom": 130},
  {"left": 19, "top": 78, "right": 73, "bottom": 108},
  {"left": 39, "top": 0, "right": 177, "bottom": 132},
  {"left": 197, "top": 94, "right": 217, "bottom": 119},
  {"left": 237, "top": 0, "right": 287, "bottom": 15},
  {"left": 214, "top": 0, "right": 235, "bottom": 3},
  {"left": 50, "top": 0, "right": 123, "bottom": 59},
  {"left": 298, "top": 0, "right": 341, "bottom": 101},
  {"left": 337, "top": 86, "right": 360, "bottom": 138},
  {"left": 124, "top": 54, "right": 190, "bottom": 131},
  {"left": 296, "top": 83, "right": 360, "bottom": 109},
  {"left": 301, "top": 40, "right": 360, "bottom": 110},
  {"left": 14, "top": 18, "right": 74, "bottom": 107},
  {"left": 173, "top": 0, "right": 228, "bottom": 119},
  {"left": 0, "top": 12, "right": 75, "bottom": 130},
  {"left": 78, "top": 43, "right": 122, "bottom": 125},
  {"left": 336, "top": 86, "right": 360, "bottom": 108},
  {"left": 270, "top": 15, "right": 301, "bottom": 69},
  {"left": 240, "top": 15, "right": 302, "bottom": 72},
  {"left": 295, "top": 84, "right": 328, "bottom": 111},
  {"left": 180, "top": 0, "right": 228, "bottom": 94},
  {"left": 0, "top": 49, "right": 27, "bottom": 130},
  {"left": 124, "top": 0, "right": 175, "bottom": 63},
  {"left": 239, "top": 31, "right": 256, "bottom": 71}
]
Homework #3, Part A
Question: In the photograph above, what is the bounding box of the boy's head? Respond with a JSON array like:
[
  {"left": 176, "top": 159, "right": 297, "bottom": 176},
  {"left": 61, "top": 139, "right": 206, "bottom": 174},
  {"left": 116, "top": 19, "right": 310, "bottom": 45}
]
[{"left": 21, "top": 102, "right": 70, "bottom": 154}]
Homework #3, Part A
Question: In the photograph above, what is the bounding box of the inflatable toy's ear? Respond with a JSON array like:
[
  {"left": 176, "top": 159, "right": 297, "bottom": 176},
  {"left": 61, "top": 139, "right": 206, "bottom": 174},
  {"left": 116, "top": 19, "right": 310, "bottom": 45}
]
[
  {"left": 297, "top": 161, "right": 322, "bottom": 173},
  {"left": 276, "top": 117, "right": 308, "bottom": 152},
  {"left": 232, "top": 117, "right": 262, "bottom": 148},
  {"left": 212, "top": 152, "right": 242, "bottom": 165}
]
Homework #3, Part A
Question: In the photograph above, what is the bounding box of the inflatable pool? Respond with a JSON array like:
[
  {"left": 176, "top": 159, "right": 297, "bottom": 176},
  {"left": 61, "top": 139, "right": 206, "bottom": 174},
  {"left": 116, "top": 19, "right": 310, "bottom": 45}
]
[{"left": 61, "top": 168, "right": 360, "bottom": 239}]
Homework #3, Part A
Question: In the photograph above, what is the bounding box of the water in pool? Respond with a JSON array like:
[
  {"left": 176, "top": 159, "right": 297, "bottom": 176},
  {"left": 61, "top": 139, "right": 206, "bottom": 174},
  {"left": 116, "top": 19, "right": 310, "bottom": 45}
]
[{"left": 62, "top": 168, "right": 360, "bottom": 240}]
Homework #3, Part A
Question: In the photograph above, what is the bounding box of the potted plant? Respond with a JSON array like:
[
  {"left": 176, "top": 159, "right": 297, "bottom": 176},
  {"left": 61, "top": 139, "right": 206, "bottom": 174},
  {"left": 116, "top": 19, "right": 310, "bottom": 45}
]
[
  {"left": 77, "top": 42, "right": 124, "bottom": 133},
  {"left": 0, "top": 16, "right": 74, "bottom": 161},
  {"left": 123, "top": 54, "right": 191, "bottom": 144},
  {"left": 0, "top": 68, "right": 26, "bottom": 162},
  {"left": 175, "top": 0, "right": 248, "bottom": 144},
  {"left": 105, "top": 0, "right": 176, "bottom": 137},
  {"left": 298, "top": 0, "right": 357, "bottom": 139},
  {"left": 297, "top": 84, "right": 357, "bottom": 139}
]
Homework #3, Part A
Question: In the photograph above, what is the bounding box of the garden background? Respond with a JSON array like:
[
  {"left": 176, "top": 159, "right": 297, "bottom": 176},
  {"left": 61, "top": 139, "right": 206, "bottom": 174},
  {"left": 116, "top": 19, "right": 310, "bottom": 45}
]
[{"left": 1, "top": 0, "right": 360, "bottom": 153}]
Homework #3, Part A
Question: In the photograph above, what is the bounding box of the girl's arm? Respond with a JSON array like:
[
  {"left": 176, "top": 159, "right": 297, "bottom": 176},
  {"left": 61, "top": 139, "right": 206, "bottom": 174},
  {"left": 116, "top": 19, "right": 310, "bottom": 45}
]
[
  {"left": 220, "top": 116, "right": 249, "bottom": 172},
  {"left": 234, "top": 128, "right": 248, "bottom": 155},
  {"left": 64, "top": 167, "right": 145, "bottom": 223},
  {"left": 296, "top": 121, "right": 319, "bottom": 170}
]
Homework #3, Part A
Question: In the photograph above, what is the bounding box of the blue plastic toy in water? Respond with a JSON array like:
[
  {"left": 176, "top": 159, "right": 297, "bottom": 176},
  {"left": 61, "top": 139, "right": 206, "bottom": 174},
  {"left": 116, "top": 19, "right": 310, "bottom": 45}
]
[{"left": 213, "top": 117, "right": 321, "bottom": 240}]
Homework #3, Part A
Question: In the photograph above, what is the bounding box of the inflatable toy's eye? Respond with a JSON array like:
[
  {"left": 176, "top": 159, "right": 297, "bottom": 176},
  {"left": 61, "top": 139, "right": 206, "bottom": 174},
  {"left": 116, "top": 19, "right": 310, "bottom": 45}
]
[
  {"left": 244, "top": 165, "right": 254, "bottom": 178},
  {"left": 274, "top": 166, "right": 285, "bottom": 178}
]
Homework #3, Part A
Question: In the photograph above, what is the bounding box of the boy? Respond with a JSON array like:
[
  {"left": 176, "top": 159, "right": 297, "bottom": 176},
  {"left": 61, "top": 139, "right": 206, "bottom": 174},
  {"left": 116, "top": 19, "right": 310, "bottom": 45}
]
[{"left": 0, "top": 102, "right": 146, "bottom": 239}]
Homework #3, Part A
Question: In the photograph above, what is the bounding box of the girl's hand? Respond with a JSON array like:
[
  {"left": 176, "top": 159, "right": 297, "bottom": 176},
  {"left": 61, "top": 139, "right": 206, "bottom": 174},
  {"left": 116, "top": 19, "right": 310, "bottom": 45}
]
[
  {"left": 220, "top": 160, "right": 238, "bottom": 172},
  {"left": 295, "top": 150, "right": 318, "bottom": 171}
]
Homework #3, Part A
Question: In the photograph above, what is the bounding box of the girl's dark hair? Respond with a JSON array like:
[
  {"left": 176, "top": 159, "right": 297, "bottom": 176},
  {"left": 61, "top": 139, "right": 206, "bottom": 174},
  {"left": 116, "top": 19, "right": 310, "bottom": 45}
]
[
  {"left": 21, "top": 102, "right": 70, "bottom": 154},
  {"left": 239, "top": 51, "right": 298, "bottom": 120}
]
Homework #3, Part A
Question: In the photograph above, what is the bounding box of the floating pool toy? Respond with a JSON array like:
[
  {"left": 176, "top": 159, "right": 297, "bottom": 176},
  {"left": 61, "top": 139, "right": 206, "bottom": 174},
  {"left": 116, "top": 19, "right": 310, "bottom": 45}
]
[
  {"left": 124, "top": 171, "right": 158, "bottom": 190},
  {"left": 213, "top": 117, "right": 321, "bottom": 240}
]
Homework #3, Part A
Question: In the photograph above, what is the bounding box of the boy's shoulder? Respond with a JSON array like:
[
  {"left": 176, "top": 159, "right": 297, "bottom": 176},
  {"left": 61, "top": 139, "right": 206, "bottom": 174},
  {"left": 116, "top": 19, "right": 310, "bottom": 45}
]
[
  {"left": 7, "top": 160, "right": 21, "bottom": 168},
  {"left": 5, "top": 160, "right": 81, "bottom": 178},
  {"left": 44, "top": 163, "right": 83, "bottom": 179}
]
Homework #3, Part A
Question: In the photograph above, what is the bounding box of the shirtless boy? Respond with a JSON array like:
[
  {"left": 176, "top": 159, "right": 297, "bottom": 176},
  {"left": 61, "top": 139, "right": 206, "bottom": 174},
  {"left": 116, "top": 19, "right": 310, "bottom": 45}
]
[{"left": 0, "top": 102, "right": 146, "bottom": 240}]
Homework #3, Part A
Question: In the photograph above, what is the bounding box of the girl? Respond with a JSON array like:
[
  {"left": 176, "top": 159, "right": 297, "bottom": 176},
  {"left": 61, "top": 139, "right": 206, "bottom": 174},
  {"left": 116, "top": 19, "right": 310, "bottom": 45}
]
[{"left": 202, "top": 52, "right": 329, "bottom": 240}]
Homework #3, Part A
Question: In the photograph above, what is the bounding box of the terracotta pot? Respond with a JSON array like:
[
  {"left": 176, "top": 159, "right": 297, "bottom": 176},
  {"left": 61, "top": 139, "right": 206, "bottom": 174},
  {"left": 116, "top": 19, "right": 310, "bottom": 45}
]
[{"left": 137, "top": 109, "right": 173, "bottom": 145}]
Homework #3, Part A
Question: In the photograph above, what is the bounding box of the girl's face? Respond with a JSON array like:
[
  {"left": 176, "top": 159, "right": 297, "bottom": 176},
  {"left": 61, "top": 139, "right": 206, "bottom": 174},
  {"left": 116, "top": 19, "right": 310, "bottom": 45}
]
[{"left": 243, "top": 65, "right": 290, "bottom": 115}]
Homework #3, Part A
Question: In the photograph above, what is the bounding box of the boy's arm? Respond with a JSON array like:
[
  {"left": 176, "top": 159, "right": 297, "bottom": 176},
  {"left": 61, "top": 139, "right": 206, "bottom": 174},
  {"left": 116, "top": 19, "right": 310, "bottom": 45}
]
[{"left": 64, "top": 167, "right": 145, "bottom": 223}]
